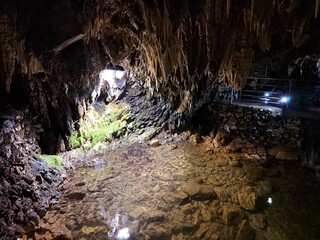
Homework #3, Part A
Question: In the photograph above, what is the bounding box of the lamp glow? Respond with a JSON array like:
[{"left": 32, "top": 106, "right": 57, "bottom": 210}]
[
  {"left": 264, "top": 92, "right": 270, "bottom": 97},
  {"left": 267, "top": 197, "right": 273, "bottom": 204},
  {"left": 280, "top": 96, "right": 291, "bottom": 103},
  {"left": 116, "top": 228, "right": 130, "bottom": 239}
]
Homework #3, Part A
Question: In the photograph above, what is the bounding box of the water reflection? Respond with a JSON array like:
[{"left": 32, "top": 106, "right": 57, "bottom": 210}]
[{"left": 38, "top": 141, "right": 320, "bottom": 240}]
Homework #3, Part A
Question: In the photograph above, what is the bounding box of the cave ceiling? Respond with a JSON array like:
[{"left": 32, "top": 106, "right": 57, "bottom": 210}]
[{"left": 1, "top": 0, "right": 320, "bottom": 152}]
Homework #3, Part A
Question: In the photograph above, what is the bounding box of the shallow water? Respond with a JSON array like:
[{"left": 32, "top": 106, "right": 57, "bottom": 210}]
[{"left": 38, "top": 140, "right": 320, "bottom": 240}]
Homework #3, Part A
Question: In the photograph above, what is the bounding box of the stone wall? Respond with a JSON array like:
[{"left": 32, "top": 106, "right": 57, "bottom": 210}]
[{"left": 192, "top": 103, "right": 302, "bottom": 161}]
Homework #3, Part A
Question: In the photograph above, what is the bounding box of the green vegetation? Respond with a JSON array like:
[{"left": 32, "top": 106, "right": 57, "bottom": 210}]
[
  {"left": 70, "top": 103, "right": 132, "bottom": 150},
  {"left": 37, "top": 154, "right": 62, "bottom": 170}
]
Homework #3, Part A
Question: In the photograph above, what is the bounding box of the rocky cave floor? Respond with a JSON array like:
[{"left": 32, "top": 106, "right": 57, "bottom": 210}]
[{"left": 21, "top": 131, "right": 320, "bottom": 240}]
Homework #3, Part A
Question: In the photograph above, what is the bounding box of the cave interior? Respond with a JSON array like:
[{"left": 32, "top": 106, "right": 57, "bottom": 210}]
[{"left": 1, "top": 0, "right": 320, "bottom": 239}]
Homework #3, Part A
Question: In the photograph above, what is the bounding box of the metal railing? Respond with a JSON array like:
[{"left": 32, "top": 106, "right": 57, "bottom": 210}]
[{"left": 233, "top": 77, "right": 292, "bottom": 105}]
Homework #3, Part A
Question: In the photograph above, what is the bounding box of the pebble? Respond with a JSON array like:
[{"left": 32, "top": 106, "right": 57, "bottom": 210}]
[{"left": 149, "top": 139, "right": 161, "bottom": 147}]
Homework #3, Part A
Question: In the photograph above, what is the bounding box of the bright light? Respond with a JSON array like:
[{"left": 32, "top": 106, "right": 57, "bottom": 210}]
[
  {"left": 280, "top": 96, "right": 291, "bottom": 103},
  {"left": 115, "top": 71, "right": 125, "bottom": 79},
  {"left": 99, "top": 69, "right": 125, "bottom": 82},
  {"left": 267, "top": 197, "right": 273, "bottom": 204},
  {"left": 116, "top": 228, "right": 130, "bottom": 239},
  {"left": 264, "top": 92, "right": 270, "bottom": 97},
  {"left": 99, "top": 69, "right": 114, "bottom": 81}
]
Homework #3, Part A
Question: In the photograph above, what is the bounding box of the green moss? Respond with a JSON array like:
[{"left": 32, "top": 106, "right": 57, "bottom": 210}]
[
  {"left": 70, "top": 104, "right": 131, "bottom": 150},
  {"left": 37, "top": 154, "right": 62, "bottom": 170},
  {"left": 133, "top": 120, "right": 143, "bottom": 128}
]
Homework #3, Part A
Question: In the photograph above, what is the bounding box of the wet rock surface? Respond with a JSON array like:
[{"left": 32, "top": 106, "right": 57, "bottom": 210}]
[
  {"left": 0, "top": 110, "right": 63, "bottom": 239},
  {"left": 30, "top": 137, "right": 320, "bottom": 240}
]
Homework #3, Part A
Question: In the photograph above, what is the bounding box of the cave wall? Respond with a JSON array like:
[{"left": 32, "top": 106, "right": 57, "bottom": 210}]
[
  {"left": 1, "top": 0, "right": 320, "bottom": 152},
  {"left": 0, "top": 0, "right": 107, "bottom": 153}
]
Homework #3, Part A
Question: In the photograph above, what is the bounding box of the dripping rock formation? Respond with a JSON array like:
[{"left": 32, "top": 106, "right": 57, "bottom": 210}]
[{"left": 1, "top": 0, "right": 320, "bottom": 152}]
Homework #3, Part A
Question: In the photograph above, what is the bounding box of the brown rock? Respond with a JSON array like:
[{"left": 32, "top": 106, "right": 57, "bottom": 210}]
[
  {"left": 142, "top": 210, "right": 165, "bottom": 222},
  {"left": 213, "top": 187, "right": 230, "bottom": 201},
  {"left": 226, "top": 137, "right": 244, "bottom": 152},
  {"left": 149, "top": 139, "right": 161, "bottom": 147},
  {"left": 215, "top": 154, "right": 229, "bottom": 166},
  {"left": 163, "top": 191, "right": 188, "bottom": 205},
  {"left": 213, "top": 129, "right": 230, "bottom": 147},
  {"left": 242, "top": 141, "right": 255, "bottom": 154},
  {"left": 65, "top": 191, "right": 86, "bottom": 200},
  {"left": 236, "top": 220, "right": 255, "bottom": 240},
  {"left": 50, "top": 222, "right": 73, "bottom": 240},
  {"left": 181, "top": 182, "right": 215, "bottom": 200},
  {"left": 249, "top": 214, "right": 266, "bottom": 229},
  {"left": 237, "top": 187, "right": 257, "bottom": 210},
  {"left": 275, "top": 150, "right": 298, "bottom": 161},
  {"left": 268, "top": 143, "right": 299, "bottom": 161},
  {"left": 198, "top": 185, "right": 216, "bottom": 200},
  {"left": 87, "top": 185, "right": 99, "bottom": 192},
  {"left": 189, "top": 133, "right": 202, "bottom": 144},
  {"left": 34, "top": 231, "right": 53, "bottom": 240},
  {"left": 181, "top": 181, "right": 201, "bottom": 197},
  {"left": 222, "top": 205, "right": 243, "bottom": 226}
]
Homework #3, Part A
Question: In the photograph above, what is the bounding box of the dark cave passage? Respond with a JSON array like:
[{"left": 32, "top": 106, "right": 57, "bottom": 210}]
[{"left": 1, "top": 0, "right": 320, "bottom": 239}]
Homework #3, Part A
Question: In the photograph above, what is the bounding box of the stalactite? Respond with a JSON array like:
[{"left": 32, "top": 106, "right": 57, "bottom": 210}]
[
  {"left": 315, "top": 0, "right": 320, "bottom": 18},
  {"left": 227, "top": 0, "right": 231, "bottom": 19},
  {"left": 1, "top": 0, "right": 320, "bottom": 133},
  {"left": 0, "top": 15, "right": 17, "bottom": 93}
]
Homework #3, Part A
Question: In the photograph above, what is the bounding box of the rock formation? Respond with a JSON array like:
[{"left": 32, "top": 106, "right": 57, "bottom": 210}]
[
  {"left": 1, "top": 0, "right": 320, "bottom": 151},
  {"left": 1, "top": 1, "right": 320, "bottom": 239}
]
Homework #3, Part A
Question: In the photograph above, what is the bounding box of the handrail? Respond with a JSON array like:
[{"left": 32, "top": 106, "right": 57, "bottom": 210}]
[{"left": 234, "top": 77, "right": 292, "bottom": 105}]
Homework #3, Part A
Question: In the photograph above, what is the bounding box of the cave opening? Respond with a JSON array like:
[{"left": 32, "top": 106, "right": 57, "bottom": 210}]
[{"left": 1, "top": 0, "right": 320, "bottom": 239}]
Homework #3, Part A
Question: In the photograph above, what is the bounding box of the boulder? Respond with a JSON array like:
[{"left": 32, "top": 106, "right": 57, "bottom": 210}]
[{"left": 213, "top": 129, "right": 230, "bottom": 147}]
